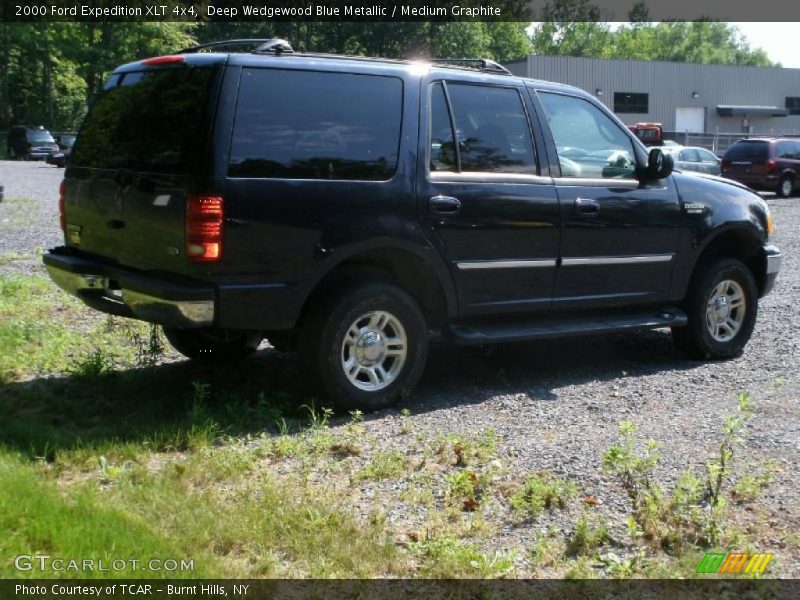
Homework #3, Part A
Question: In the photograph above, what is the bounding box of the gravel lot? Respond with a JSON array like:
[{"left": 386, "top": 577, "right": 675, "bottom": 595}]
[{"left": 1, "top": 160, "right": 799, "bottom": 575}]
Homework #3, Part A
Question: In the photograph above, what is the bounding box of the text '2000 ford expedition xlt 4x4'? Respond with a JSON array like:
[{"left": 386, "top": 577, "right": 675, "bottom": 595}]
[{"left": 44, "top": 39, "right": 782, "bottom": 411}]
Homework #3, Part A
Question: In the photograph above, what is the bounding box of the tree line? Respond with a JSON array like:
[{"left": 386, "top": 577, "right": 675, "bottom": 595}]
[{"left": 0, "top": 12, "right": 775, "bottom": 132}]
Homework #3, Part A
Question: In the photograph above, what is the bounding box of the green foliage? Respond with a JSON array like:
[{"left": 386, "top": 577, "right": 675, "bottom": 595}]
[
  {"left": 567, "top": 513, "right": 610, "bottom": 556},
  {"left": 510, "top": 473, "right": 577, "bottom": 519},
  {"left": 355, "top": 450, "right": 407, "bottom": 481},
  {"left": 604, "top": 396, "right": 760, "bottom": 553},
  {"left": 733, "top": 460, "right": 776, "bottom": 503},
  {"left": 411, "top": 536, "right": 516, "bottom": 577},
  {"left": 68, "top": 348, "right": 115, "bottom": 379},
  {"left": 530, "top": 15, "right": 776, "bottom": 67}
]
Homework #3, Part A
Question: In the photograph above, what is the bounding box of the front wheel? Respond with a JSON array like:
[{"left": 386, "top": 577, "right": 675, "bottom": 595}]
[
  {"left": 672, "top": 258, "right": 758, "bottom": 359},
  {"left": 299, "top": 283, "right": 429, "bottom": 412},
  {"left": 163, "top": 327, "right": 261, "bottom": 362}
]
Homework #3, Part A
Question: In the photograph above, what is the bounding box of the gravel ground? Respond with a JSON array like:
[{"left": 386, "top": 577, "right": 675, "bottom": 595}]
[{"left": 1, "top": 160, "right": 799, "bottom": 576}]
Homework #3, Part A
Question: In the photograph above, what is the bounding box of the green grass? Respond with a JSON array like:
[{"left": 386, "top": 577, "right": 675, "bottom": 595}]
[
  {"left": 0, "top": 448, "right": 400, "bottom": 578},
  {"left": 0, "top": 273, "right": 781, "bottom": 579}
]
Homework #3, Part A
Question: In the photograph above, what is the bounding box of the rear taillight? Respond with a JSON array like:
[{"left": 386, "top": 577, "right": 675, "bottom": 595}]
[
  {"left": 186, "top": 195, "right": 223, "bottom": 263},
  {"left": 766, "top": 158, "right": 778, "bottom": 173},
  {"left": 59, "top": 179, "right": 66, "bottom": 232}
]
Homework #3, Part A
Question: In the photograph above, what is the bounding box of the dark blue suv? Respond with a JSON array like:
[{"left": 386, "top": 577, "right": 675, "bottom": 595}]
[{"left": 44, "top": 40, "right": 781, "bottom": 411}]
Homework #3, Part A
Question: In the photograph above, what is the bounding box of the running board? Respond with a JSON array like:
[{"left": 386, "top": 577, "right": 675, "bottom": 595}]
[{"left": 449, "top": 307, "right": 687, "bottom": 345}]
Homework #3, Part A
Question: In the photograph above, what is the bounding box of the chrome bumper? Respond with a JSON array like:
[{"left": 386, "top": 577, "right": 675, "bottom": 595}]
[
  {"left": 44, "top": 251, "right": 215, "bottom": 328},
  {"left": 762, "top": 245, "right": 781, "bottom": 297},
  {"left": 766, "top": 249, "right": 782, "bottom": 275}
]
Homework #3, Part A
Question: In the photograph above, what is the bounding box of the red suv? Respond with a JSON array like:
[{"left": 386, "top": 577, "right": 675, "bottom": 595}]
[{"left": 721, "top": 138, "right": 800, "bottom": 198}]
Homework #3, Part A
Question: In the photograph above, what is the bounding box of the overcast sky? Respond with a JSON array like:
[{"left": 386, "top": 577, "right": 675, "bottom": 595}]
[{"left": 731, "top": 23, "right": 799, "bottom": 68}]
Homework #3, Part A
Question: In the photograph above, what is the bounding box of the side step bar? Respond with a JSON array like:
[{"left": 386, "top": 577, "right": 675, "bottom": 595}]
[{"left": 449, "top": 307, "right": 687, "bottom": 345}]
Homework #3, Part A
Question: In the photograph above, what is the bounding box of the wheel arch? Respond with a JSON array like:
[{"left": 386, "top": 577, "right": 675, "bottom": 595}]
[
  {"left": 297, "top": 245, "right": 457, "bottom": 332},
  {"left": 687, "top": 226, "right": 768, "bottom": 296}
]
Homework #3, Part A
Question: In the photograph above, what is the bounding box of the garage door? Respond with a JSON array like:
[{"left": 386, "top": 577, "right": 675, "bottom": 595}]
[{"left": 675, "top": 107, "right": 705, "bottom": 133}]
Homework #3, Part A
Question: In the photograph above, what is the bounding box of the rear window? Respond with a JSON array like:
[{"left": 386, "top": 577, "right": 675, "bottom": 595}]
[
  {"left": 228, "top": 68, "right": 402, "bottom": 180},
  {"left": 70, "top": 67, "right": 214, "bottom": 174},
  {"left": 725, "top": 141, "right": 769, "bottom": 161}
]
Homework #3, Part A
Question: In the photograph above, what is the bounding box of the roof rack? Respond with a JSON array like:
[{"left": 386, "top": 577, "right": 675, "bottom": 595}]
[
  {"left": 429, "top": 58, "right": 512, "bottom": 75},
  {"left": 178, "top": 38, "right": 293, "bottom": 55},
  {"left": 176, "top": 39, "right": 512, "bottom": 75}
]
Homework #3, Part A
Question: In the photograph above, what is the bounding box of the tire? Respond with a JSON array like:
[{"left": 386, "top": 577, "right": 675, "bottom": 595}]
[
  {"left": 163, "top": 327, "right": 261, "bottom": 362},
  {"left": 777, "top": 175, "right": 793, "bottom": 198},
  {"left": 672, "top": 258, "right": 758, "bottom": 360},
  {"left": 298, "top": 283, "right": 429, "bottom": 412}
]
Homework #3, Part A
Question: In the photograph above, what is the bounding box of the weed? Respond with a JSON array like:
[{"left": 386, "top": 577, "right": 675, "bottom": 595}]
[
  {"left": 399, "top": 407, "right": 412, "bottom": 435},
  {"left": 510, "top": 473, "right": 577, "bottom": 520},
  {"left": 733, "top": 460, "right": 776, "bottom": 503},
  {"left": 445, "top": 470, "right": 487, "bottom": 511},
  {"left": 411, "top": 536, "right": 516, "bottom": 577},
  {"left": 567, "top": 513, "right": 610, "bottom": 556},
  {"left": 355, "top": 450, "right": 406, "bottom": 481},
  {"left": 118, "top": 320, "right": 164, "bottom": 367},
  {"left": 528, "top": 529, "right": 565, "bottom": 568},
  {"left": 68, "top": 348, "right": 115, "bottom": 378},
  {"left": 303, "top": 402, "right": 333, "bottom": 431}
]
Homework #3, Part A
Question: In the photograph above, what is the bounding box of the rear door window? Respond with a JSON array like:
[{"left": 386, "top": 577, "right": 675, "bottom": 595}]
[
  {"left": 444, "top": 83, "right": 535, "bottom": 173},
  {"left": 70, "top": 67, "right": 215, "bottom": 174},
  {"left": 229, "top": 69, "right": 402, "bottom": 181}
]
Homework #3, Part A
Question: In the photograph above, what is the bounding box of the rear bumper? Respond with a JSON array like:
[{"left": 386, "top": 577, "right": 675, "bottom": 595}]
[
  {"left": 43, "top": 250, "right": 215, "bottom": 328},
  {"left": 763, "top": 244, "right": 782, "bottom": 296}
]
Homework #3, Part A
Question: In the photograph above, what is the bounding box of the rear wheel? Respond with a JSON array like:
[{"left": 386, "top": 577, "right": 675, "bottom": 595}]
[
  {"left": 672, "top": 258, "right": 758, "bottom": 359},
  {"left": 299, "top": 283, "right": 428, "bottom": 412},
  {"left": 777, "top": 175, "right": 794, "bottom": 198},
  {"left": 163, "top": 327, "right": 261, "bottom": 362}
]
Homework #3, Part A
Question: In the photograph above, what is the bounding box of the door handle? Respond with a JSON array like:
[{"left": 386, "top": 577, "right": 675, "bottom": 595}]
[
  {"left": 429, "top": 195, "right": 461, "bottom": 214},
  {"left": 575, "top": 197, "right": 599, "bottom": 215}
]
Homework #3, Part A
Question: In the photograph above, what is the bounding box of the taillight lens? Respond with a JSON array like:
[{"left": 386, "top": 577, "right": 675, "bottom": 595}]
[
  {"left": 186, "top": 195, "right": 223, "bottom": 263},
  {"left": 59, "top": 179, "right": 66, "bottom": 232},
  {"left": 141, "top": 55, "right": 185, "bottom": 65},
  {"left": 766, "top": 158, "right": 778, "bottom": 173}
]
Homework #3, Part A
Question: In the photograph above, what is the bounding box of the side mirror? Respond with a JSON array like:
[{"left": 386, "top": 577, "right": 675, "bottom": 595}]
[{"left": 646, "top": 148, "right": 673, "bottom": 180}]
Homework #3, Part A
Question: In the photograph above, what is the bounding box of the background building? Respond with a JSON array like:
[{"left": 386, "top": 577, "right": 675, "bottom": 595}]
[{"left": 506, "top": 55, "right": 800, "bottom": 137}]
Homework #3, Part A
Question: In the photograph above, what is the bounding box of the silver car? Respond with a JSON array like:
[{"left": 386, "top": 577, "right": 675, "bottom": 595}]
[{"left": 662, "top": 145, "right": 722, "bottom": 175}]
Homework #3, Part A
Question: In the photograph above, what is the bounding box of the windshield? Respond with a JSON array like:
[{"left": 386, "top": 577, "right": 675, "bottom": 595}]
[
  {"left": 71, "top": 66, "right": 214, "bottom": 174},
  {"left": 27, "top": 130, "right": 55, "bottom": 143}
]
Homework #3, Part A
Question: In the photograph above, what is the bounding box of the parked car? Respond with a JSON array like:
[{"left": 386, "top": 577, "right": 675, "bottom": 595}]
[
  {"left": 662, "top": 145, "right": 722, "bottom": 175},
  {"left": 721, "top": 137, "right": 800, "bottom": 197},
  {"left": 46, "top": 133, "right": 77, "bottom": 168},
  {"left": 44, "top": 39, "right": 781, "bottom": 411},
  {"left": 6, "top": 125, "right": 59, "bottom": 160}
]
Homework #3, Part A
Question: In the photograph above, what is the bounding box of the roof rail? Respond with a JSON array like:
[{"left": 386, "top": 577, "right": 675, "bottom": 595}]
[
  {"left": 430, "top": 58, "right": 512, "bottom": 75},
  {"left": 179, "top": 39, "right": 292, "bottom": 54}
]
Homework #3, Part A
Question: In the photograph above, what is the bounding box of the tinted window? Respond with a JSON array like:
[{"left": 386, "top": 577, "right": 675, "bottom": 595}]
[
  {"left": 614, "top": 92, "right": 648, "bottom": 114},
  {"left": 446, "top": 84, "right": 535, "bottom": 173},
  {"left": 430, "top": 83, "right": 457, "bottom": 172},
  {"left": 724, "top": 141, "right": 769, "bottom": 161},
  {"left": 71, "top": 67, "right": 214, "bottom": 174},
  {"left": 229, "top": 69, "right": 402, "bottom": 180},
  {"left": 539, "top": 92, "right": 636, "bottom": 179}
]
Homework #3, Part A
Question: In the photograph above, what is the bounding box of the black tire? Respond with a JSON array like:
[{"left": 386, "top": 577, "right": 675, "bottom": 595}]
[
  {"left": 163, "top": 327, "right": 261, "bottom": 362},
  {"left": 298, "top": 283, "right": 428, "bottom": 412},
  {"left": 672, "top": 258, "right": 758, "bottom": 360},
  {"left": 777, "top": 175, "right": 794, "bottom": 198}
]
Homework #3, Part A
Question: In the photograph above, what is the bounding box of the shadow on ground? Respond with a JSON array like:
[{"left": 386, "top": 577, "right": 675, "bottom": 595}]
[{"left": 0, "top": 329, "right": 704, "bottom": 459}]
